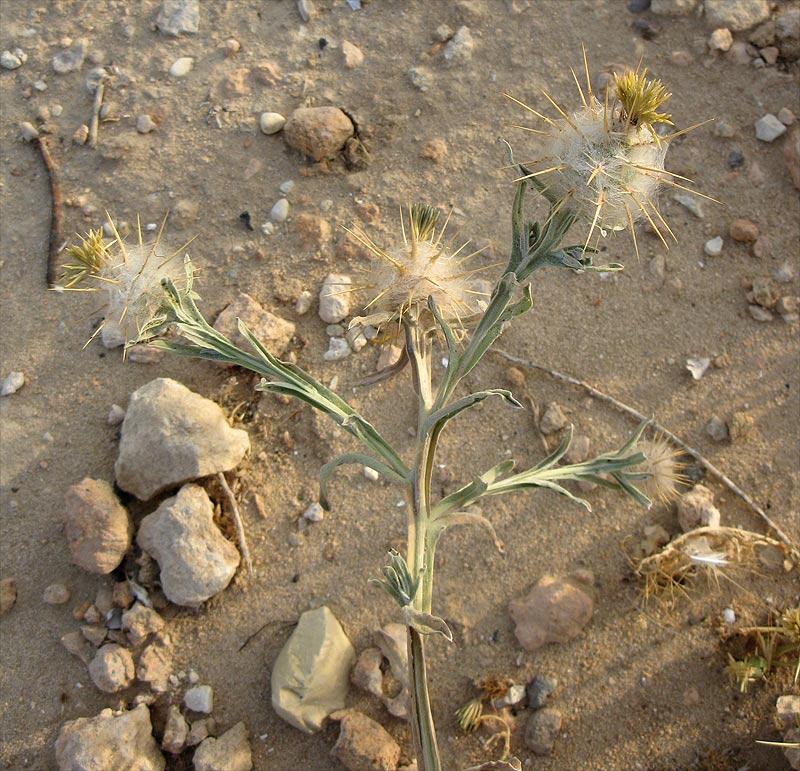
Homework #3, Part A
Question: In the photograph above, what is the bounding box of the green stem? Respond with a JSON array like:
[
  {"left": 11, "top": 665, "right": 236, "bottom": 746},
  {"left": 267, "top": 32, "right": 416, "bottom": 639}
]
[{"left": 408, "top": 627, "right": 441, "bottom": 771}]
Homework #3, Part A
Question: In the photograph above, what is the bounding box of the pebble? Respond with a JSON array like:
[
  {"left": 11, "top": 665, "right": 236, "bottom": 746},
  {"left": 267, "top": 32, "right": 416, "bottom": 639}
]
[
  {"left": 0, "top": 578, "right": 17, "bottom": 616},
  {"left": 760, "top": 46, "right": 780, "bottom": 65},
  {"left": 330, "top": 710, "right": 401, "bottom": 771},
  {"left": 259, "top": 112, "right": 286, "bottom": 135},
  {"left": 279, "top": 180, "right": 295, "bottom": 194},
  {"left": 723, "top": 607, "right": 736, "bottom": 624},
  {"left": 407, "top": 66, "right": 433, "bottom": 91},
  {"left": 686, "top": 357, "right": 710, "bottom": 380},
  {"left": 703, "top": 236, "right": 724, "bottom": 257},
  {"left": 363, "top": 466, "right": 380, "bottom": 482},
  {"left": 727, "top": 150, "right": 744, "bottom": 168},
  {"left": 421, "top": 138, "right": 447, "bottom": 163},
  {"left": 270, "top": 198, "right": 290, "bottom": 222},
  {"left": 319, "top": 274, "right": 353, "bottom": 323},
  {"left": 729, "top": 218, "right": 759, "bottom": 242},
  {"left": 224, "top": 38, "right": 241, "bottom": 57},
  {"left": 705, "top": 0, "right": 770, "bottom": 32},
  {"left": 324, "top": 337, "right": 351, "bottom": 361},
  {"left": 137, "top": 635, "right": 174, "bottom": 693},
  {"left": 526, "top": 674, "right": 558, "bottom": 708},
  {"left": 157, "top": 0, "right": 199, "bottom": 36},
  {"left": 55, "top": 705, "right": 165, "bottom": 771},
  {"left": 709, "top": 28, "right": 733, "bottom": 52},
  {"left": 777, "top": 695, "right": 800, "bottom": 727},
  {"left": 303, "top": 502, "right": 325, "bottom": 522},
  {"left": 89, "top": 644, "right": 136, "bottom": 693},
  {"left": 1, "top": 371, "right": 25, "bottom": 396},
  {"left": 297, "top": 0, "right": 316, "bottom": 22},
  {"left": 137, "top": 485, "right": 240, "bottom": 607},
  {"left": 136, "top": 114, "right": 157, "bottom": 134},
  {"left": 293, "top": 213, "right": 331, "bottom": 248},
  {"left": 162, "top": 705, "right": 189, "bottom": 754},
  {"left": 341, "top": 40, "right": 364, "bottom": 69},
  {"left": 122, "top": 603, "right": 164, "bottom": 646},
  {"left": 728, "top": 410, "right": 755, "bottom": 441},
  {"left": 73, "top": 124, "right": 89, "bottom": 145},
  {"left": 524, "top": 708, "right": 563, "bottom": 755},
  {"left": 194, "top": 722, "right": 252, "bottom": 771},
  {"left": 213, "top": 293, "right": 295, "bottom": 357},
  {"left": 509, "top": 573, "right": 594, "bottom": 651},
  {"left": 43, "top": 583, "right": 70, "bottom": 605},
  {"left": 108, "top": 404, "right": 125, "bottom": 425},
  {"left": 705, "top": 415, "right": 729, "bottom": 442},
  {"left": 271, "top": 606, "right": 355, "bottom": 733},
  {"left": 539, "top": 402, "right": 567, "bottom": 435},
  {"left": 185, "top": 684, "right": 214, "bottom": 713},
  {"left": 672, "top": 192, "right": 704, "bottom": 218},
  {"left": 676, "top": 484, "right": 721, "bottom": 531},
  {"left": 713, "top": 119, "right": 736, "bottom": 138},
  {"left": 63, "top": 478, "right": 132, "bottom": 574},
  {"left": 20, "top": 122, "right": 39, "bottom": 142},
  {"left": 755, "top": 114, "right": 787, "bottom": 142},
  {"left": 283, "top": 107, "right": 354, "bottom": 162},
  {"left": 443, "top": 26, "right": 474, "bottom": 66},
  {"left": 1, "top": 48, "right": 26, "bottom": 70},
  {"left": 749, "top": 304, "right": 773, "bottom": 322},
  {"left": 52, "top": 40, "right": 86, "bottom": 73},
  {"left": 169, "top": 57, "right": 193, "bottom": 77},
  {"left": 115, "top": 378, "right": 250, "bottom": 500},
  {"left": 295, "top": 290, "right": 313, "bottom": 315},
  {"left": 779, "top": 108, "right": 796, "bottom": 126}
]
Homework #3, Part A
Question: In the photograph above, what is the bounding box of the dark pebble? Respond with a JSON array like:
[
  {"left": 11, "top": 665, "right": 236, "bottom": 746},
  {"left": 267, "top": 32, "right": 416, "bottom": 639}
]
[
  {"left": 728, "top": 150, "right": 745, "bottom": 169},
  {"left": 318, "top": 37, "right": 328, "bottom": 50},
  {"left": 628, "top": 0, "right": 651, "bottom": 12},
  {"left": 526, "top": 674, "right": 558, "bottom": 708},
  {"left": 239, "top": 211, "right": 254, "bottom": 231}
]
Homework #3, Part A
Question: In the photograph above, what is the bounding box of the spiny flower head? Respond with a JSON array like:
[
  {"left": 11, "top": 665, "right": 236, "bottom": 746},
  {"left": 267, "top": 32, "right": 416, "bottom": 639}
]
[
  {"left": 508, "top": 50, "right": 712, "bottom": 259},
  {"left": 635, "top": 435, "right": 686, "bottom": 504},
  {"left": 348, "top": 203, "right": 495, "bottom": 332},
  {"left": 57, "top": 217, "right": 192, "bottom": 349}
]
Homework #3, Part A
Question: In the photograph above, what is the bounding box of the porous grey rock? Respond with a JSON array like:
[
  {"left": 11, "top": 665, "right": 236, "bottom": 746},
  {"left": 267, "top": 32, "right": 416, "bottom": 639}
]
[
  {"left": 89, "top": 644, "right": 135, "bottom": 693},
  {"left": 271, "top": 606, "right": 355, "bottom": 733},
  {"left": 52, "top": 40, "right": 86, "bottom": 73},
  {"left": 330, "top": 710, "right": 401, "bottom": 771},
  {"left": 122, "top": 603, "right": 164, "bottom": 646},
  {"left": 63, "top": 478, "right": 132, "bottom": 574},
  {"left": 443, "top": 26, "right": 474, "bottom": 66},
  {"left": 319, "top": 274, "right": 353, "bottom": 323},
  {"left": 705, "top": 415, "right": 729, "bottom": 442},
  {"left": 137, "top": 485, "right": 240, "bottom": 607},
  {"left": 283, "top": 107, "right": 354, "bottom": 162},
  {"left": 115, "top": 378, "right": 249, "bottom": 500},
  {"left": 539, "top": 403, "right": 567, "bottom": 435},
  {"left": 185, "top": 684, "right": 214, "bottom": 713},
  {"left": 55, "top": 705, "right": 165, "bottom": 771},
  {"left": 156, "top": 0, "right": 199, "bottom": 36},
  {"left": 193, "top": 722, "right": 252, "bottom": 771},
  {"left": 676, "top": 484, "right": 721, "bottom": 531},
  {"left": 509, "top": 573, "right": 594, "bottom": 651},
  {"left": 524, "top": 708, "right": 563, "bottom": 755},
  {"left": 1, "top": 371, "right": 25, "bottom": 395},
  {"left": 213, "top": 293, "right": 295, "bottom": 359},
  {"left": 43, "top": 583, "right": 70, "bottom": 605},
  {"left": 526, "top": 674, "right": 558, "bottom": 708},
  {"left": 161, "top": 705, "right": 188, "bottom": 754},
  {"left": 407, "top": 66, "right": 433, "bottom": 91},
  {"left": 705, "top": 0, "right": 770, "bottom": 31}
]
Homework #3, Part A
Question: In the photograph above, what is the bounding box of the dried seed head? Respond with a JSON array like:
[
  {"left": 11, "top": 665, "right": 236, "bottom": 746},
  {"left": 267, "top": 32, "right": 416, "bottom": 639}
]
[
  {"left": 58, "top": 217, "right": 192, "bottom": 349},
  {"left": 348, "top": 203, "right": 495, "bottom": 332},
  {"left": 635, "top": 436, "right": 685, "bottom": 504}
]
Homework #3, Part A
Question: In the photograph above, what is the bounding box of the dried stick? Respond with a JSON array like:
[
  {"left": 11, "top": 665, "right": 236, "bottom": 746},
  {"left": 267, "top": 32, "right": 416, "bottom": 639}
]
[
  {"left": 494, "top": 349, "right": 798, "bottom": 559},
  {"left": 34, "top": 136, "right": 63, "bottom": 287},
  {"left": 88, "top": 76, "right": 106, "bottom": 149},
  {"left": 217, "top": 472, "right": 253, "bottom": 576}
]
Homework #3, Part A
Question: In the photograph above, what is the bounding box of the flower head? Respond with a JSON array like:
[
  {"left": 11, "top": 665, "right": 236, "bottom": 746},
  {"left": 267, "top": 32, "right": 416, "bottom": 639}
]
[
  {"left": 348, "top": 203, "right": 495, "bottom": 332},
  {"left": 634, "top": 435, "right": 686, "bottom": 504},
  {"left": 58, "top": 216, "right": 192, "bottom": 349},
  {"left": 507, "top": 50, "right": 712, "bottom": 258}
]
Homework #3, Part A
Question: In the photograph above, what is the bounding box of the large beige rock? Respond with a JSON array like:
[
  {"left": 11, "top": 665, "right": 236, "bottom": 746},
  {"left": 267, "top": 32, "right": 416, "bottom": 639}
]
[
  {"left": 271, "top": 606, "right": 355, "bottom": 733},
  {"left": 115, "top": 378, "right": 249, "bottom": 500},
  {"left": 55, "top": 704, "right": 165, "bottom": 771},
  {"left": 283, "top": 107, "right": 354, "bottom": 162},
  {"left": 193, "top": 722, "right": 252, "bottom": 771},
  {"left": 63, "top": 478, "right": 132, "bottom": 574},
  {"left": 331, "top": 710, "right": 401, "bottom": 771}
]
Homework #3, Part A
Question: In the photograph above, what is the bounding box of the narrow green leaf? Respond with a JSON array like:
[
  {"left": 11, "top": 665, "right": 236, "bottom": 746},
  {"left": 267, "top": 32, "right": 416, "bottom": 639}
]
[
  {"left": 318, "top": 452, "right": 408, "bottom": 510},
  {"left": 429, "top": 509, "right": 505, "bottom": 554},
  {"left": 431, "top": 460, "right": 515, "bottom": 518}
]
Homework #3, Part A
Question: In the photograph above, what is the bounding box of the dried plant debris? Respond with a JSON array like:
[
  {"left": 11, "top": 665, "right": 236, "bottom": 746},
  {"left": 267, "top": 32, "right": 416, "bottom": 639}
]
[{"left": 635, "top": 526, "right": 793, "bottom": 605}]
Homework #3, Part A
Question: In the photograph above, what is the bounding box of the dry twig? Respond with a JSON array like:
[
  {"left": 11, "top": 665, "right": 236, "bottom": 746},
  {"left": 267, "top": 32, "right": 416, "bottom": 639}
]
[
  {"left": 216, "top": 472, "right": 253, "bottom": 576},
  {"left": 88, "top": 76, "right": 106, "bottom": 148},
  {"left": 34, "top": 136, "right": 63, "bottom": 287}
]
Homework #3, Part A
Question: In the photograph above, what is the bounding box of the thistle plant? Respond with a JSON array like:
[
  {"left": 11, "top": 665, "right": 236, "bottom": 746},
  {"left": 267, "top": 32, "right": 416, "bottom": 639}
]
[{"left": 62, "top": 55, "right": 705, "bottom": 770}]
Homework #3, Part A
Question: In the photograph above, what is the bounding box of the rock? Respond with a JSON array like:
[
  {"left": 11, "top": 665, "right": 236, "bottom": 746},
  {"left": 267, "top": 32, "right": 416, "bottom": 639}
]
[
  {"left": 0, "top": 577, "right": 17, "bottom": 616},
  {"left": 122, "top": 603, "right": 164, "bottom": 646},
  {"left": 136, "top": 114, "right": 157, "bottom": 134},
  {"left": 672, "top": 192, "right": 704, "bottom": 218},
  {"left": 728, "top": 410, "right": 755, "bottom": 441},
  {"left": 1, "top": 371, "right": 25, "bottom": 395},
  {"left": 1, "top": 49, "right": 25, "bottom": 70},
  {"left": 156, "top": 0, "right": 199, "bottom": 36},
  {"left": 82, "top": 625, "right": 108, "bottom": 647},
  {"left": 539, "top": 403, "right": 567, "bottom": 435},
  {"left": 185, "top": 684, "right": 214, "bottom": 713},
  {"left": 259, "top": 112, "right": 286, "bottom": 135},
  {"left": 213, "top": 293, "right": 295, "bottom": 358},
  {"left": 296, "top": 290, "right": 313, "bottom": 315},
  {"left": 221, "top": 68, "right": 249, "bottom": 99},
  {"left": 331, "top": 710, "right": 400, "bottom": 771},
  {"left": 747, "top": 278, "right": 778, "bottom": 309},
  {"left": 785, "top": 127, "right": 800, "bottom": 190},
  {"left": 639, "top": 524, "right": 670, "bottom": 557},
  {"left": 524, "top": 708, "right": 563, "bottom": 755},
  {"left": 749, "top": 304, "right": 773, "bottom": 322},
  {"left": 729, "top": 218, "right": 759, "bottom": 242},
  {"left": 52, "top": 40, "right": 86, "bottom": 73},
  {"left": 319, "top": 274, "right": 353, "bottom": 323},
  {"left": 168, "top": 57, "right": 193, "bottom": 77},
  {"left": 421, "top": 138, "right": 447, "bottom": 163},
  {"left": 342, "top": 41, "right": 364, "bottom": 69},
  {"left": 686, "top": 357, "right": 710, "bottom": 380},
  {"left": 407, "top": 66, "right": 433, "bottom": 91},
  {"left": 374, "top": 623, "right": 410, "bottom": 719},
  {"left": 443, "top": 26, "right": 474, "bottom": 66},
  {"left": 137, "top": 635, "right": 173, "bottom": 693},
  {"left": 63, "top": 478, "right": 132, "bottom": 574},
  {"left": 194, "top": 722, "right": 252, "bottom": 771},
  {"left": 303, "top": 502, "right": 325, "bottom": 522},
  {"left": 297, "top": 0, "right": 316, "bottom": 22},
  {"left": 708, "top": 28, "right": 733, "bottom": 52},
  {"left": 115, "top": 378, "right": 250, "bottom": 500},
  {"left": 293, "top": 213, "right": 332, "bottom": 248},
  {"left": 43, "top": 583, "right": 70, "bottom": 605},
  {"left": 283, "top": 107, "right": 354, "bottom": 162},
  {"left": 563, "top": 434, "right": 590, "bottom": 464},
  {"left": 705, "top": 0, "right": 770, "bottom": 31},
  {"left": 755, "top": 114, "right": 787, "bottom": 142},
  {"left": 161, "top": 705, "right": 189, "bottom": 754},
  {"left": 270, "top": 198, "right": 290, "bottom": 223},
  {"left": 703, "top": 236, "right": 723, "bottom": 257},
  {"left": 705, "top": 415, "right": 729, "bottom": 442},
  {"left": 526, "top": 674, "right": 558, "bottom": 708},
  {"left": 509, "top": 573, "right": 594, "bottom": 651},
  {"left": 784, "top": 727, "right": 800, "bottom": 770},
  {"left": 777, "top": 694, "right": 800, "bottom": 727},
  {"left": 760, "top": 46, "right": 780, "bottom": 65},
  {"left": 727, "top": 149, "right": 744, "bottom": 168},
  {"left": 108, "top": 404, "right": 125, "bottom": 425},
  {"left": 88, "top": 644, "right": 135, "bottom": 693},
  {"left": 779, "top": 108, "right": 796, "bottom": 126},
  {"left": 271, "top": 606, "right": 355, "bottom": 733},
  {"left": 324, "top": 337, "right": 351, "bottom": 361},
  {"left": 676, "top": 484, "right": 721, "bottom": 531},
  {"left": 55, "top": 705, "right": 165, "bottom": 771},
  {"left": 351, "top": 647, "right": 384, "bottom": 698},
  {"left": 62, "top": 630, "right": 94, "bottom": 663},
  {"left": 137, "top": 485, "right": 240, "bottom": 607},
  {"left": 650, "top": 0, "right": 697, "bottom": 15}
]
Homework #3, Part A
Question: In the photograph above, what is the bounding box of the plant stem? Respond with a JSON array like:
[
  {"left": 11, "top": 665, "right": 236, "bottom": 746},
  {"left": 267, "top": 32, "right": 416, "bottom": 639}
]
[{"left": 408, "top": 626, "right": 441, "bottom": 771}]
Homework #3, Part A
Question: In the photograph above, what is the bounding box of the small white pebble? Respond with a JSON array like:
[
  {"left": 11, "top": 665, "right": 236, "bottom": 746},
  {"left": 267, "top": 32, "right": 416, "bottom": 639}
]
[
  {"left": 261, "top": 221, "right": 275, "bottom": 236},
  {"left": 363, "top": 467, "right": 380, "bottom": 482},
  {"left": 303, "top": 502, "right": 324, "bottom": 522},
  {"left": 107, "top": 404, "right": 125, "bottom": 426},
  {"left": 270, "top": 198, "right": 290, "bottom": 223},
  {"left": 323, "top": 337, "right": 350, "bottom": 361},
  {"left": 19, "top": 122, "right": 39, "bottom": 142},
  {"left": 184, "top": 685, "right": 213, "bottom": 713},
  {"left": 259, "top": 112, "right": 286, "bottom": 135},
  {"left": 136, "top": 114, "right": 156, "bottom": 134},
  {"left": 168, "top": 57, "right": 194, "bottom": 77},
  {"left": 279, "top": 180, "right": 295, "bottom": 194},
  {"left": 723, "top": 607, "right": 736, "bottom": 624},
  {"left": 703, "top": 236, "right": 723, "bottom": 257},
  {"left": 295, "top": 290, "right": 313, "bottom": 315},
  {"left": 1, "top": 371, "right": 25, "bottom": 396}
]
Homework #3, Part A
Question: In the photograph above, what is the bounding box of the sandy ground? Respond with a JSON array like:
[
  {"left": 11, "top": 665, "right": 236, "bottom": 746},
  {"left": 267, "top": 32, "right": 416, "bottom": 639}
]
[{"left": 1, "top": 1, "right": 799, "bottom": 769}]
